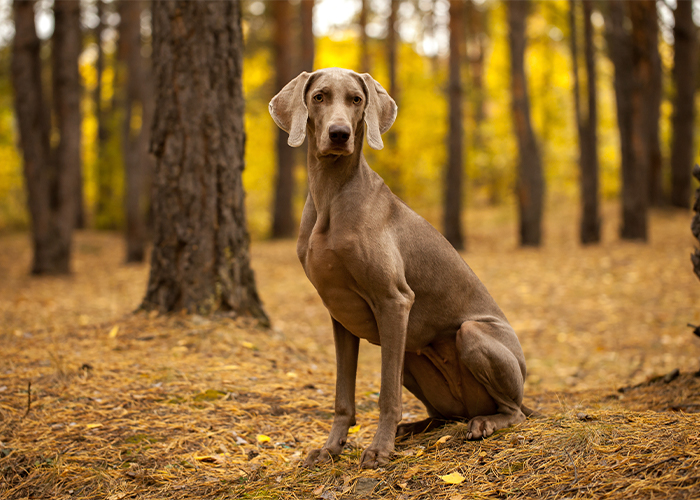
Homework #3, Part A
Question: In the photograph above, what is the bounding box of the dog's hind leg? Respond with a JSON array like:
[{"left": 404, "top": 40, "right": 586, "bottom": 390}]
[
  {"left": 396, "top": 353, "right": 447, "bottom": 437},
  {"left": 456, "top": 319, "right": 527, "bottom": 439}
]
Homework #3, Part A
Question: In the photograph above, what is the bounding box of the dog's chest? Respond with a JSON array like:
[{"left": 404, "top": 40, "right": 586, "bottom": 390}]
[{"left": 303, "top": 231, "right": 380, "bottom": 341}]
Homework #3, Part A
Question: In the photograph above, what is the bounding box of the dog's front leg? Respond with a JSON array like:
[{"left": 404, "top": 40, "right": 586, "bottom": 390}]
[
  {"left": 360, "top": 292, "right": 413, "bottom": 469},
  {"left": 303, "top": 319, "right": 359, "bottom": 467}
]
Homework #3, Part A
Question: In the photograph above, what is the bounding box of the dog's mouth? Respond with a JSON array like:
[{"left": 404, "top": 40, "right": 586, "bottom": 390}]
[
  {"left": 318, "top": 142, "right": 354, "bottom": 157},
  {"left": 320, "top": 149, "right": 353, "bottom": 157}
]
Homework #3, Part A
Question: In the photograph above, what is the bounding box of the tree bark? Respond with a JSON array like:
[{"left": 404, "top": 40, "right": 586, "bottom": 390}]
[
  {"left": 570, "top": 0, "right": 600, "bottom": 244},
  {"left": 12, "top": 0, "right": 82, "bottom": 274},
  {"left": 95, "top": 0, "right": 106, "bottom": 148},
  {"left": 607, "top": 1, "right": 648, "bottom": 241},
  {"left": 671, "top": 0, "right": 697, "bottom": 209},
  {"left": 387, "top": 0, "right": 398, "bottom": 101},
  {"left": 271, "top": 0, "right": 296, "bottom": 239},
  {"left": 12, "top": 1, "right": 62, "bottom": 274},
  {"left": 94, "top": 0, "right": 118, "bottom": 229},
  {"left": 647, "top": 3, "right": 663, "bottom": 207},
  {"left": 359, "top": 0, "right": 369, "bottom": 73},
  {"left": 466, "top": 0, "right": 492, "bottom": 201},
  {"left": 119, "top": 0, "right": 151, "bottom": 263},
  {"left": 53, "top": 1, "right": 85, "bottom": 230},
  {"left": 384, "top": 0, "right": 401, "bottom": 196},
  {"left": 52, "top": 0, "right": 82, "bottom": 248},
  {"left": 443, "top": 0, "right": 465, "bottom": 251},
  {"left": 300, "top": 0, "right": 315, "bottom": 72},
  {"left": 621, "top": 0, "right": 654, "bottom": 241},
  {"left": 466, "top": 0, "right": 486, "bottom": 128},
  {"left": 691, "top": 165, "right": 700, "bottom": 280},
  {"left": 508, "top": 0, "right": 544, "bottom": 247},
  {"left": 143, "top": 0, "right": 268, "bottom": 322}
]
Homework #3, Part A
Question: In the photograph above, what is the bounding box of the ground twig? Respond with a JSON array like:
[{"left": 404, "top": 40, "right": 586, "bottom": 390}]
[{"left": 23, "top": 380, "right": 31, "bottom": 418}]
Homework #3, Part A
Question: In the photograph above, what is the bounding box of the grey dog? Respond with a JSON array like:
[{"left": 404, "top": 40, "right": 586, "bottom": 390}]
[{"left": 270, "top": 68, "right": 530, "bottom": 469}]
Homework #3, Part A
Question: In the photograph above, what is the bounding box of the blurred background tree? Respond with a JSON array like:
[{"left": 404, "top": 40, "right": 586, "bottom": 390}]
[
  {"left": 1, "top": 0, "right": 699, "bottom": 272},
  {"left": 569, "top": 0, "right": 600, "bottom": 244},
  {"left": 11, "top": 0, "right": 81, "bottom": 273}
]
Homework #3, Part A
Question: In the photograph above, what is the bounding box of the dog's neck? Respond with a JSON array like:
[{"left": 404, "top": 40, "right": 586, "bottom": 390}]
[{"left": 305, "top": 125, "right": 369, "bottom": 215}]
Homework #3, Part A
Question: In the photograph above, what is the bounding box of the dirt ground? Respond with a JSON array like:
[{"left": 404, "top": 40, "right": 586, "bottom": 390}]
[{"left": 1, "top": 203, "right": 700, "bottom": 499}]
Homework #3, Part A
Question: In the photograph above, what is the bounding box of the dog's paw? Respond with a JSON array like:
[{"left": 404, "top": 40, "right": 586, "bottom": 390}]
[
  {"left": 359, "top": 446, "right": 392, "bottom": 469},
  {"left": 466, "top": 416, "right": 498, "bottom": 440},
  {"left": 302, "top": 448, "right": 334, "bottom": 468}
]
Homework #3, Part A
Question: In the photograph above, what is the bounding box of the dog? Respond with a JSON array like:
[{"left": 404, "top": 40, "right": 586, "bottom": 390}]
[{"left": 269, "top": 68, "right": 529, "bottom": 469}]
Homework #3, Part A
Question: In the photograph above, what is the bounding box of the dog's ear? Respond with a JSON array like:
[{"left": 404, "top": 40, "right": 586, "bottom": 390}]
[
  {"left": 359, "top": 74, "right": 398, "bottom": 150},
  {"left": 269, "top": 72, "right": 313, "bottom": 147}
]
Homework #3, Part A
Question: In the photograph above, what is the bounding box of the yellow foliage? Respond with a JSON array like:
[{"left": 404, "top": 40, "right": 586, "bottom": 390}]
[{"left": 1, "top": 2, "right": 685, "bottom": 236}]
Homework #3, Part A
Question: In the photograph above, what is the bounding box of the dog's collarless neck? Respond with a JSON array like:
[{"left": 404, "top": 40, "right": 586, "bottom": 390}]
[{"left": 306, "top": 135, "right": 368, "bottom": 215}]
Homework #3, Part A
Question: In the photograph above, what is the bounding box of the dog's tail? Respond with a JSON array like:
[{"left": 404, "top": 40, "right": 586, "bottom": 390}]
[{"left": 521, "top": 404, "right": 543, "bottom": 419}]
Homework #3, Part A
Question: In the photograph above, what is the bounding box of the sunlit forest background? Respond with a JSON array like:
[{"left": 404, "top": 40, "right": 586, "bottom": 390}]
[
  {"left": 1, "top": 0, "right": 696, "bottom": 242},
  {"left": 3, "top": 2, "right": 700, "bottom": 496}
]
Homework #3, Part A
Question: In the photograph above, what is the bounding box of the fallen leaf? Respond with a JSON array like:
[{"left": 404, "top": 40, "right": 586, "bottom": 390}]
[
  {"left": 86, "top": 423, "right": 103, "bottom": 429},
  {"left": 256, "top": 434, "right": 271, "bottom": 443},
  {"left": 348, "top": 424, "right": 361, "bottom": 434},
  {"left": 440, "top": 471, "right": 465, "bottom": 484},
  {"left": 312, "top": 484, "right": 325, "bottom": 496},
  {"left": 510, "top": 435, "right": 526, "bottom": 446},
  {"left": 415, "top": 449, "right": 424, "bottom": 457},
  {"left": 449, "top": 494, "right": 464, "bottom": 500},
  {"left": 286, "top": 371, "right": 297, "bottom": 378},
  {"left": 435, "top": 435, "right": 452, "bottom": 445},
  {"left": 108, "top": 326, "right": 119, "bottom": 338},
  {"left": 241, "top": 341, "right": 254, "bottom": 349}
]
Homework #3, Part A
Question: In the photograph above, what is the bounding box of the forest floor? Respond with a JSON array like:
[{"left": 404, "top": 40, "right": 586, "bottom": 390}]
[{"left": 1, "top": 202, "right": 700, "bottom": 499}]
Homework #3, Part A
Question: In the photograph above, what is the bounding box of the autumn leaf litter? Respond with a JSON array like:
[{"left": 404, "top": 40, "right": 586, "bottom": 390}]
[{"left": 1, "top": 204, "right": 700, "bottom": 498}]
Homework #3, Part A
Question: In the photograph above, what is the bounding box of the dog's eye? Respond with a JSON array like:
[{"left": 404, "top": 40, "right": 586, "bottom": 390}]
[
  {"left": 313, "top": 94, "right": 324, "bottom": 102},
  {"left": 353, "top": 96, "right": 362, "bottom": 104}
]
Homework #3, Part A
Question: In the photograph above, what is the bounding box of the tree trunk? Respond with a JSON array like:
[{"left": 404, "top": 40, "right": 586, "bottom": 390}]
[
  {"left": 271, "top": 0, "right": 296, "bottom": 239},
  {"left": 671, "top": 0, "right": 697, "bottom": 209},
  {"left": 620, "top": 0, "right": 654, "bottom": 241},
  {"left": 143, "top": 0, "right": 268, "bottom": 322},
  {"left": 12, "top": 1, "right": 62, "bottom": 274},
  {"left": 691, "top": 165, "right": 700, "bottom": 279},
  {"left": 52, "top": 0, "right": 82, "bottom": 253},
  {"left": 647, "top": 3, "right": 663, "bottom": 207},
  {"left": 387, "top": 0, "right": 398, "bottom": 101},
  {"left": 443, "top": 0, "right": 465, "bottom": 250},
  {"left": 466, "top": 0, "right": 486, "bottom": 128},
  {"left": 300, "top": 0, "right": 315, "bottom": 72},
  {"left": 508, "top": 0, "right": 544, "bottom": 247},
  {"left": 359, "top": 0, "right": 369, "bottom": 73},
  {"left": 384, "top": 0, "right": 401, "bottom": 196},
  {"left": 607, "top": 1, "right": 647, "bottom": 241},
  {"left": 466, "top": 1, "right": 491, "bottom": 201},
  {"left": 570, "top": 0, "right": 600, "bottom": 244},
  {"left": 94, "top": 0, "right": 118, "bottom": 229},
  {"left": 119, "top": 0, "right": 150, "bottom": 263},
  {"left": 95, "top": 0, "right": 106, "bottom": 149},
  {"left": 54, "top": 1, "right": 85, "bottom": 230}
]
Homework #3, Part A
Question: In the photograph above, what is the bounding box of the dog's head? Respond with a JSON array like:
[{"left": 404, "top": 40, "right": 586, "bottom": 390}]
[{"left": 269, "top": 68, "right": 397, "bottom": 156}]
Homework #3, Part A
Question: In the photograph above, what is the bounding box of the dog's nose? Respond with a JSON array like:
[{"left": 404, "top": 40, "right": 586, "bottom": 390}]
[{"left": 329, "top": 124, "right": 351, "bottom": 144}]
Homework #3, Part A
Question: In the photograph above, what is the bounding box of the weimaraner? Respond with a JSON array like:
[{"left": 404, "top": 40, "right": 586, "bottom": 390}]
[{"left": 269, "top": 68, "right": 530, "bottom": 469}]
